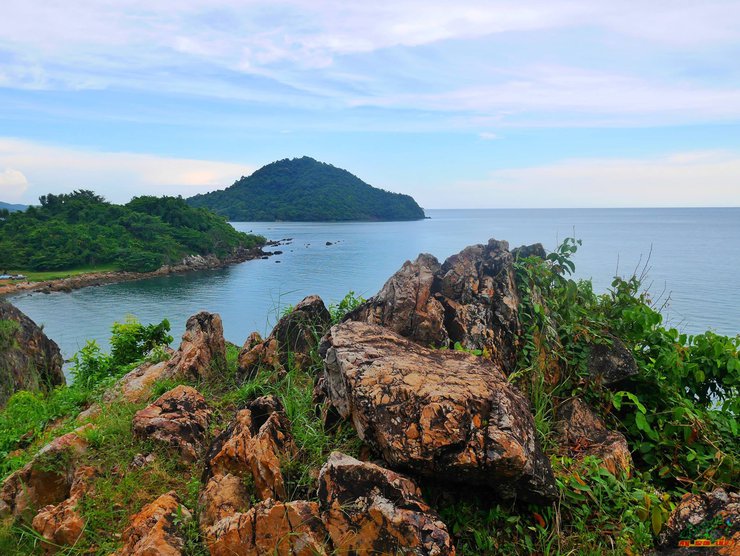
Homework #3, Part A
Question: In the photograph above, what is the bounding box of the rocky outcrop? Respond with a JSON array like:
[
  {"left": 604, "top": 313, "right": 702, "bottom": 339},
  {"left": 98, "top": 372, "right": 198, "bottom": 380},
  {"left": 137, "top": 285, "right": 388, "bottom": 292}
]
[
  {"left": 238, "top": 295, "right": 331, "bottom": 377},
  {"left": 114, "top": 491, "right": 192, "bottom": 556},
  {"left": 348, "top": 239, "right": 522, "bottom": 373},
  {"left": 31, "top": 466, "right": 97, "bottom": 553},
  {"left": 588, "top": 334, "right": 638, "bottom": 386},
  {"left": 0, "top": 424, "right": 92, "bottom": 519},
  {"left": 658, "top": 489, "right": 740, "bottom": 555},
  {"left": 132, "top": 385, "right": 212, "bottom": 463},
  {"left": 0, "top": 300, "right": 65, "bottom": 407},
  {"left": 320, "top": 321, "right": 556, "bottom": 502},
  {"left": 111, "top": 311, "right": 226, "bottom": 402},
  {"left": 555, "top": 398, "right": 632, "bottom": 477},
  {"left": 319, "top": 452, "right": 455, "bottom": 555}
]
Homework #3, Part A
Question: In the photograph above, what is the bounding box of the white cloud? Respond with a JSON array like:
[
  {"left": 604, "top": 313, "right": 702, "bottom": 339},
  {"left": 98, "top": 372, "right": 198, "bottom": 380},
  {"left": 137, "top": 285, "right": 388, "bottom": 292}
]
[
  {"left": 0, "top": 138, "right": 255, "bottom": 204},
  {"left": 478, "top": 132, "right": 498, "bottom": 140},
  {"left": 427, "top": 151, "right": 740, "bottom": 208}
]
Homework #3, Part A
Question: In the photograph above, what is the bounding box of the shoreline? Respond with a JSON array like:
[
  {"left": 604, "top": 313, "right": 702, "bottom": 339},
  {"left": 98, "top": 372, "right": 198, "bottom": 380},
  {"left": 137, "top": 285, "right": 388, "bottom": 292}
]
[{"left": 0, "top": 242, "right": 285, "bottom": 298}]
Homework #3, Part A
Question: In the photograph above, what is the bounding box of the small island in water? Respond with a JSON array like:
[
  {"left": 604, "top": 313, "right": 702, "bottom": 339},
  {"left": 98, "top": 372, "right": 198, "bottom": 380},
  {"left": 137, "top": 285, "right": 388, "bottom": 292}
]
[{"left": 187, "top": 156, "right": 426, "bottom": 221}]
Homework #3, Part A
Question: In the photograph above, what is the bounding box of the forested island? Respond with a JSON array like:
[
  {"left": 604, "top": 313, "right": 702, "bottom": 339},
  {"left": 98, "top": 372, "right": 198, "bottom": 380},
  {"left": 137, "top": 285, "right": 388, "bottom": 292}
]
[
  {"left": 0, "top": 202, "right": 27, "bottom": 214},
  {"left": 0, "top": 190, "right": 265, "bottom": 274},
  {"left": 187, "top": 156, "right": 426, "bottom": 221}
]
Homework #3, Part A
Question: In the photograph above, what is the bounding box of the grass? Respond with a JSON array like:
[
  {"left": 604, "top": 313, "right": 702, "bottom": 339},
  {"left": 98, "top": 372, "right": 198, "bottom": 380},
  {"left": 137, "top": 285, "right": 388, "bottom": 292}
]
[{"left": 2, "top": 265, "right": 120, "bottom": 283}]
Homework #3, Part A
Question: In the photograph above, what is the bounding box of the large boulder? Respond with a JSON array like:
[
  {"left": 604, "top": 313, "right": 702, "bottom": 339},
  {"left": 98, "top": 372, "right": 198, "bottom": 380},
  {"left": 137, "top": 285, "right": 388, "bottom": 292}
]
[
  {"left": 320, "top": 321, "right": 556, "bottom": 502},
  {"left": 132, "top": 385, "right": 212, "bottom": 463},
  {"left": 0, "top": 301, "right": 65, "bottom": 407},
  {"left": 238, "top": 295, "right": 331, "bottom": 377},
  {"left": 554, "top": 398, "right": 632, "bottom": 477},
  {"left": 348, "top": 239, "right": 522, "bottom": 373},
  {"left": 114, "top": 491, "right": 192, "bottom": 556},
  {"left": 657, "top": 488, "right": 740, "bottom": 555},
  {"left": 588, "top": 334, "right": 638, "bottom": 386},
  {"left": 319, "top": 452, "right": 455, "bottom": 555}
]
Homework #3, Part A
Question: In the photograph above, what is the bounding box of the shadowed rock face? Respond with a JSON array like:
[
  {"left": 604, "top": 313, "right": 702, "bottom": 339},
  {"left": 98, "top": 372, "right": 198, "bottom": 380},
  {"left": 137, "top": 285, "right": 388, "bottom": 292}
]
[
  {"left": 588, "top": 334, "right": 638, "bottom": 386},
  {"left": 348, "top": 238, "right": 523, "bottom": 374},
  {"left": 320, "top": 321, "right": 557, "bottom": 503},
  {"left": 0, "top": 301, "right": 64, "bottom": 407},
  {"left": 318, "top": 452, "right": 455, "bottom": 556}
]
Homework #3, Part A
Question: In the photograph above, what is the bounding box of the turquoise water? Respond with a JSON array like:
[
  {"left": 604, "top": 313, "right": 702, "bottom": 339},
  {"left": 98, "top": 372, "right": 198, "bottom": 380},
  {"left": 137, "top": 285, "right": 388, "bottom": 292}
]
[{"left": 8, "top": 208, "right": 740, "bottom": 371}]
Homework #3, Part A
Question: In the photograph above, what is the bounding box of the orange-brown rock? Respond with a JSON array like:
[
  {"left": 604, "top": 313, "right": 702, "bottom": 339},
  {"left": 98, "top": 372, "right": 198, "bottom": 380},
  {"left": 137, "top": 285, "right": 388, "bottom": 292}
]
[
  {"left": 0, "top": 424, "right": 92, "bottom": 519},
  {"left": 114, "top": 491, "right": 191, "bottom": 556},
  {"left": 319, "top": 452, "right": 455, "bottom": 555},
  {"left": 348, "top": 239, "right": 522, "bottom": 374},
  {"left": 31, "top": 466, "right": 97, "bottom": 553},
  {"left": 238, "top": 295, "right": 330, "bottom": 378},
  {"left": 110, "top": 312, "right": 226, "bottom": 402},
  {"left": 205, "top": 499, "right": 329, "bottom": 556},
  {"left": 320, "top": 321, "right": 556, "bottom": 502},
  {"left": 197, "top": 473, "right": 250, "bottom": 531},
  {"left": 132, "top": 385, "right": 212, "bottom": 463},
  {"left": 657, "top": 488, "right": 740, "bottom": 555},
  {"left": 555, "top": 398, "right": 632, "bottom": 477}
]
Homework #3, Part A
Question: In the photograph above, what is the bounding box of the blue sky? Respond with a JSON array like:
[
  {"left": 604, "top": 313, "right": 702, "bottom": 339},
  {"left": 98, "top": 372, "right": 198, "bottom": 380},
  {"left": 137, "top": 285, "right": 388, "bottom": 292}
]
[{"left": 1, "top": 1, "right": 740, "bottom": 207}]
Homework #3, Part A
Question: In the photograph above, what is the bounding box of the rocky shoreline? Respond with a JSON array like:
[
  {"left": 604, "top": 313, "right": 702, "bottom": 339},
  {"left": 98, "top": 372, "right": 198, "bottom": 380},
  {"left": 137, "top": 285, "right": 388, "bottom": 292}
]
[{"left": 0, "top": 241, "right": 287, "bottom": 297}]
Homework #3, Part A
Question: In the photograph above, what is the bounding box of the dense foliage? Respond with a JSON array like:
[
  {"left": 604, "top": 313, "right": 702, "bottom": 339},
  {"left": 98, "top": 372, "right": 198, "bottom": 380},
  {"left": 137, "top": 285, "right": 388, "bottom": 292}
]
[
  {"left": 0, "top": 190, "right": 265, "bottom": 272},
  {"left": 187, "top": 156, "right": 426, "bottom": 221}
]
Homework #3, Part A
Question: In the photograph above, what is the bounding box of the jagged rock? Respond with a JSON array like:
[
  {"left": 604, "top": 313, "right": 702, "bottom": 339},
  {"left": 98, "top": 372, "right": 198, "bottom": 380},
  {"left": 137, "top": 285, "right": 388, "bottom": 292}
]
[
  {"left": 348, "top": 239, "right": 521, "bottom": 373},
  {"left": 114, "top": 491, "right": 191, "bottom": 556},
  {"left": 203, "top": 395, "right": 295, "bottom": 502},
  {"left": 197, "top": 473, "right": 250, "bottom": 531},
  {"left": 205, "top": 499, "right": 329, "bottom": 556},
  {"left": 588, "top": 334, "right": 638, "bottom": 386},
  {"left": 132, "top": 385, "right": 212, "bottom": 463},
  {"left": 320, "top": 321, "right": 556, "bottom": 502},
  {"left": 110, "top": 311, "right": 225, "bottom": 402},
  {"left": 555, "top": 398, "right": 632, "bottom": 477},
  {"left": 0, "top": 424, "right": 92, "bottom": 519},
  {"left": 657, "top": 489, "right": 740, "bottom": 555},
  {"left": 511, "top": 243, "right": 547, "bottom": 260},
  {"left": 319, "top": 452, "right": 455, "bottom": 555},
  {"left": 238, "top": 296, "right": 331, "bottom": 377},
  {"left": 31, "top": 466, "right": 97, "bottom": 553},
  {"left": 0, "top": 300, "right": 65, "bottom": 407}
]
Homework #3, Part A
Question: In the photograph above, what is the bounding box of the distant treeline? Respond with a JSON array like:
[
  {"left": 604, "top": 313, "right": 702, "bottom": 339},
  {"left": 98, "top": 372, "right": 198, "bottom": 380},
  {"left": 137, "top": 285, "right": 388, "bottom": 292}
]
[{"left": 0, "top": 190, "right": 265, "bottom": 272}]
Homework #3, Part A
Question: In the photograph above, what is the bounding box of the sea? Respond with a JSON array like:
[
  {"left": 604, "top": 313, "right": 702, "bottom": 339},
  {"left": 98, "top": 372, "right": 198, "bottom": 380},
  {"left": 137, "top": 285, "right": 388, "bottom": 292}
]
[{"left": 7, "top": 208, "right": 740, "bottom": 376}]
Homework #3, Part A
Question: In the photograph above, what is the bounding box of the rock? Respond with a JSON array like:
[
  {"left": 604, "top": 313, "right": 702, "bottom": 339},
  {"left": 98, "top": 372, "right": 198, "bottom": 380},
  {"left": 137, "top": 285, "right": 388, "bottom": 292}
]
[
  {"left": 31, "top": 466, "right": 97, "bottom": 553},
  {"left": 203, "top": 395, "right": 296, "bottom": 503},
  {"left": 555, "top": 398, "right": 632, "bottom": 477},
  {"left": 0, "top": 300, "right": 65, "bottom": 407},
  {"left": 511, "top": 243, "right": 547, "bottom": 260},
  {"left": 348, "top": 239, "right": 521, "bottom": 373},
  {"left": 110, "top": 311, "right": 225, "bottom": 402},
  {"left": 114, "top": 491, "right": 192, "bottom": 556},
  {"left": 321, "top": 321, "right": 556, "bottom": 502},
  {"left": 132, "top": 385, "right": 212, "bottom": 463},
  {"left": 658, "top": 489, "right": 740, "bottom": 555},
  {"left": 588, "top": 334, "right": 638, "bottom": 386},
  {"left": 325, "top": 241, "right": 333, "bottom": 246},
  {"left": 238, "top": 295, "right": 330, "bottom": 377},
  {"left": 204, "top": 499, "right": 329, "bottom": 556},
  {"left": 319, "top": 452, "right": 455, "bottom": 555},
  {"left": 0, "top": 424, "right": 92, "bottom": 519},
  {"left": 197, "top": 473, "right": 250, "bottom": 531}
]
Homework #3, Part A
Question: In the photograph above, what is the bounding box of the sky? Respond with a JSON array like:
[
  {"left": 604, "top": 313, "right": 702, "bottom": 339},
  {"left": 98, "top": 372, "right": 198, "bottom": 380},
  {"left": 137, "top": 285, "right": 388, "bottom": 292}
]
[{"left": 1, "top": 1, "right": 740, "bottom": 208}]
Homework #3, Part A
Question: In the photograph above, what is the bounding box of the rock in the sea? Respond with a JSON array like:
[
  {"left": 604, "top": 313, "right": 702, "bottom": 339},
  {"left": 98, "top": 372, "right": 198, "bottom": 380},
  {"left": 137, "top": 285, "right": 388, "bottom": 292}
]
[
  {"left": 0, "top": 300, "right": 65, "bottom": 407},
  {"left": 238, "top": 295, "right": 331, "bottom": 377},
  {"left": 132, "top": 385, "right": 212, "bottom": 463},
  {"left": 348, "top": 239, "right": 522, "bottom": 373},
  {"left": 658, "top": 488, "right": 740, "bottom": 555},
  {"left": 588, "top": 334, "right": 639, "bottom": 386},
  {"left": 0, "top": 424, "right": 92, "bottom": 519},
  {"left": 321, "top": 321, "right": 556, "bottom": 502},
  {"left": 555, "top": 398, "right": 632, "bottom": 477},
  {"left": 319, "top": 452, "right": 455, "bottom": 555},
  {"left": 114, "top": 491, "right": 192, "bottom": 556}
]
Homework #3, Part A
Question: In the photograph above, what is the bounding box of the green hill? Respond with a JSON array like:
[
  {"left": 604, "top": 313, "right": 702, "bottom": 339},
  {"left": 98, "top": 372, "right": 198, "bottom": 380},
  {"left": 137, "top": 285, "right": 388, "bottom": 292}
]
[
  {"left": 187, "top": 156, "right": 425, "bottom": 221},
  {"left": 0, "top": 190, "right": 265, "bottom": 272},
  {"left": 0, "top": 202, "right": 27, "bottom": 213}
]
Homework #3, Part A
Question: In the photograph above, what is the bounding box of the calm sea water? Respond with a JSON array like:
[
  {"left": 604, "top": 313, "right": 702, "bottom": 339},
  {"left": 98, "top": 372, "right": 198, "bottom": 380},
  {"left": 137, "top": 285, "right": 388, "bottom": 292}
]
[{"left": 7, "top": 208, "right": 740, "bottom": 374}]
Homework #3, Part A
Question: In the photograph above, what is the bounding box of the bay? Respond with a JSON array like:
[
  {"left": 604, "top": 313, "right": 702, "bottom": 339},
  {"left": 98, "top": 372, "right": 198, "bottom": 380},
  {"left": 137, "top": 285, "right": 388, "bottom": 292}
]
[{"left": 8, "top": 208, "right": 740, "bottom": 375}]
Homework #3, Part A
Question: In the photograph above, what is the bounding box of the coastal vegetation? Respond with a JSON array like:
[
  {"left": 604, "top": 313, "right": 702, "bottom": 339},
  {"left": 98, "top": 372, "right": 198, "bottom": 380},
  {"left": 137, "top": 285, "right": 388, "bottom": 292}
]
[
  {"left": 0, "top": 239, "right": 737, "bottom": 554},
  {"left": 187, "top": 156, "right": 426, "bottom": 221},
  {"left": 0, "top": 190, "right": 265, "bottom": 273}
]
